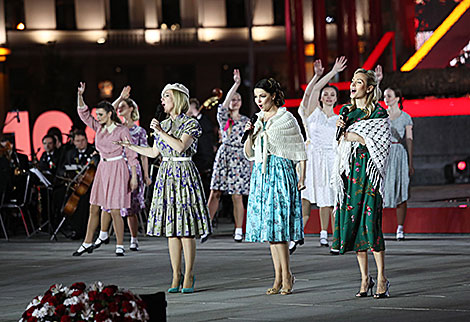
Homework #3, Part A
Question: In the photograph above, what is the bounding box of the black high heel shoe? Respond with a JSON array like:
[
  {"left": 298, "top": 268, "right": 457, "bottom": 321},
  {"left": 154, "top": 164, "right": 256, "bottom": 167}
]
[
  {"left": 72, "top": 244, "right": 94, "bottom": 256},
  {"left": 289, "top": 239, "right": 304, "bottom": 255},
  {"left": 356, "top": 275, "right": 375, "bottom": 297},
  {"left": 374, "top": 280, "right": 390, "bottom": 299}
]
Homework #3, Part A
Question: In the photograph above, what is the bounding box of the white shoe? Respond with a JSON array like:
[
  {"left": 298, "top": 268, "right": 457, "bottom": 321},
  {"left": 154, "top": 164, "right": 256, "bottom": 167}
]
[
  {"left": 115, "top": 246, "right": 125, "bottom": 257},
  {"left": 396, "top": 231, "right": 405, "bottom": 241},
  {"left": 319, "top": 230, "right": 329, "bottom": 247},
  {"left": 200, "top": 233, "right": 209, "bottom": 244},
  {"left": 130, "top": 241, "right": 139, "bottom": 251},
  {"left": 234, "top": 232, "right": 243, "bottom": 242}
]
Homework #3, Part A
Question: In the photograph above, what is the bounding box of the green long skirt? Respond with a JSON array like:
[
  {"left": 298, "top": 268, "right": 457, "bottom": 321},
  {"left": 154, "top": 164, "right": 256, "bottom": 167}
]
[{"left": 331, "top": 148, "right": 385, "bottom": 254}]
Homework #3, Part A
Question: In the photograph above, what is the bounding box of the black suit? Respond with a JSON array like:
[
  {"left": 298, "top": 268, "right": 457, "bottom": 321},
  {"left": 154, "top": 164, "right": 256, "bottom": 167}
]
[
  {"left": 38, "top": 150, "right": 60, "bottom": 176},
  {"left": 192, "top": 113, "right": 216, "bottom": 198}
]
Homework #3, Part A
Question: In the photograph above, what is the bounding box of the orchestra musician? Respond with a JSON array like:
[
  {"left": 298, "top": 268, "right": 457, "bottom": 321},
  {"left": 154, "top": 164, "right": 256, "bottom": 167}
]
[{"left": 37, "top": 134, "right": 59, "bottom": 176}]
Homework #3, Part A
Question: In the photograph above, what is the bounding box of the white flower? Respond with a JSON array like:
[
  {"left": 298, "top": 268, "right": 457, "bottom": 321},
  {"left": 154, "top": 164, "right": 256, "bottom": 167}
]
[
  {"left": 50, "top": 284, "right": 63, "bottom": 295},
  {"left": 63, "top": 296, "right": 80, "bottom": 306}
]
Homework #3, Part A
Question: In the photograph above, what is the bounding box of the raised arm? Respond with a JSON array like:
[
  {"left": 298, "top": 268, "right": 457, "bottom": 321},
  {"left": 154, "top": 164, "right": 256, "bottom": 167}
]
[
  {"left": 222, "top": 69, "right": 241, "bottom": 109},
  {"left": 77, "top": 82, "right": 99, "bottom": 131},
  {"left": 112, "top": 86, "right": 131, "bottom": 110},
  {"left": 117, "top": 139, "right": 161, "bottom": 159},
  {"left": 304, "top": 56, "right": 348, "bottom": 118},
  {"left": 299, "top": 59, "right": 324, "bottom": 118}
]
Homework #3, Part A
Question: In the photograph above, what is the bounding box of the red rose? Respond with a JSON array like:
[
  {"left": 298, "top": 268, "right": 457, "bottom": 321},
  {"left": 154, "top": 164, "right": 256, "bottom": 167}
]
[
  {"left": 95, "top": 311, "right": 108, "bottom": 322},
  {"left": 27, "top": 317, "right": 38, "bottom": 322},
  {"left": 88, "top": 290, "right": 97, "bottom": 301},
  {"left": 93, "top": 302, "right": 103, "bottom": 311},
  {"left": 70, "top": 282, "right": 86, "bottom": 290},
  {"left": 55, "top": 304, "right": 66, "bottom": 316},
  {"left": 48, "top": 295, "right": 59, "bottom": 306},
  {"left": 72, "top": 289, "right": 83, "bottom": 297},
  {"left": 41, "top": 294, "right": 51, "bottom": 304},
  {"left": 70, "top": 303, "right": 84, "bottom": 313},
  {"left": 123, "top": 292, "right": 134, "bottom": 300},
  {"left": 26, "top": 306, "right": 36, "bottom": 315},
  {"left": 108, "top": 301, "right": 119, "bottom": 313},
  {"left": 102, "top": 286, "right": 117, "bottom": 297},
  {"left": 60, "top": 316, "right": 71, "bottom": 322},
  {"left": 122, "top": 300, "right": 133, "bottom": 313}
]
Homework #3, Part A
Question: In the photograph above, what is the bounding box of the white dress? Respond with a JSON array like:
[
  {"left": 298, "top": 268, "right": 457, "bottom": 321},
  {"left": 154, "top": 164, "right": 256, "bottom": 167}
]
[{"left": 300, "top": 108, "right": 338, "bottom": 207}]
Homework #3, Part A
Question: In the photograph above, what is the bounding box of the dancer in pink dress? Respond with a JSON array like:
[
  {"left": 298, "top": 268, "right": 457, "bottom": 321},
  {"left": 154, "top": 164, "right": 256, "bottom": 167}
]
[{"left": 73, "top": 82, "right": 138, "bottom": 257}]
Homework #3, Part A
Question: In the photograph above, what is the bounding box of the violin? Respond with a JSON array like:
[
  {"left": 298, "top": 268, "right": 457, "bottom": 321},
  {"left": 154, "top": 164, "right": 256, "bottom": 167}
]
[
  {"left": 200, "top": 88, "right": 223, "bottom": 112},
  {"left": 62, "top": 154, "right": 99, "bottom": 216}
]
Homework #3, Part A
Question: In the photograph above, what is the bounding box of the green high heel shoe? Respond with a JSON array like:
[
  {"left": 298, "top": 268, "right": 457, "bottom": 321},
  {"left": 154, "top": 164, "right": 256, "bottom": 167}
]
[
  {"left": 167, "top": 275, "right": 184, "bottom": 293},
  {"left": 181, "top": 275, "right": 195, "bottom": 294}
]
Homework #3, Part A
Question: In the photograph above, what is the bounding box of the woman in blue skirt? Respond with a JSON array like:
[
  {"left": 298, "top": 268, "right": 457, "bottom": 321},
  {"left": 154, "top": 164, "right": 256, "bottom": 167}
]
[{"left": 244, "top": 78, "right": 307, "bottom": 295}]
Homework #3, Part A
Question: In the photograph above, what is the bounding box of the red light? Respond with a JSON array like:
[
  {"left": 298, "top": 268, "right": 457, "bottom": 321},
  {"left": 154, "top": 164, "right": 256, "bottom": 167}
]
[
  {"left": 457, "top": 161, "right": 467, "bottom": 171},
  {"left": 458, "top": 204, "right": 468, "bottom": 208}
]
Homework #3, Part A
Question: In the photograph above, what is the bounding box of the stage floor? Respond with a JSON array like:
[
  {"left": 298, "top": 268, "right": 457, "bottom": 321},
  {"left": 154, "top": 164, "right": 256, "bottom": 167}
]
[{"left": 1, "top": 230, "right": 470, "bottom": 321}]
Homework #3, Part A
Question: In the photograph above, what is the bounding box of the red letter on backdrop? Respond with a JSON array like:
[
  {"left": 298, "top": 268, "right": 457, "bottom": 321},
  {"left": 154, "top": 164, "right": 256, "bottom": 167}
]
[{"left": 32, "top": 111, "right": 73, "bottom": 159}]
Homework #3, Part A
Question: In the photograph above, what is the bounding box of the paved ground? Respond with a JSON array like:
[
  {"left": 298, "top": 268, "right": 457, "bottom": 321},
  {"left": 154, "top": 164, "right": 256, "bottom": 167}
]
[{"left": 1, "top": 230, "right": 470, "bottom": 322}]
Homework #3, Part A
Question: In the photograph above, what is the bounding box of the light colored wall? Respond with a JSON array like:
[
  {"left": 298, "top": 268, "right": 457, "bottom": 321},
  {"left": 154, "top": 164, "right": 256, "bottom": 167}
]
[
  {"left": 198, "top": 0, "right": 226, "bottom": 27},
  {"left": 0, "top": 0, "right": 6, "bottom": 44},
  {"left": 24, "top": 0, "right": 56, "bottom": 29},
  {"left": 144, "top": 0, "right": 159, "bottom": 28},
  {"left": 253, "top": 0, "right": 273, "bottom": 25},
  {"left": 75, "top": 0, "right": 107, "bottom": 29}
]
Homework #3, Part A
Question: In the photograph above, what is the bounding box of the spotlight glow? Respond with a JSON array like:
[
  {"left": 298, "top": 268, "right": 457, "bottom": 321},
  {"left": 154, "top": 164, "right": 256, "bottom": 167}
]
[{"left": 457, "top": 161, "right": 467, "bottom": 171}]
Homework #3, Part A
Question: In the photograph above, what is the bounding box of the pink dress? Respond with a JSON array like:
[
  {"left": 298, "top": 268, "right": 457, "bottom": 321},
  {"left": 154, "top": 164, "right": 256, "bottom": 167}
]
[{"left": 78, "top": 105, "right": 138, "bottom": 209}]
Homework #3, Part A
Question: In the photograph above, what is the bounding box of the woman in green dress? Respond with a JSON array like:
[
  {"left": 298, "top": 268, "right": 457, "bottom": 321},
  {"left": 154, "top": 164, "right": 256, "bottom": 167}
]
[{"left": 332, "top": 68, "right": 391, "bottom": 298}]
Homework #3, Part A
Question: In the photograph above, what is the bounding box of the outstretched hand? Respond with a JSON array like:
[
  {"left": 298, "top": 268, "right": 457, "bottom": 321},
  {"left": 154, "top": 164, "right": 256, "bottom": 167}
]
[
  {"left": 120, "top": 86, "right": 131, "bottom": 100},
  {"left": 314, "top": 59, "right": 324, "bottom": 77},
  {"left": 78, "top": 82, "right": 86, "bottom": 96},
  {"left": 375, "top": 65, "right": 383, "bottom": 83},
  {"left": 114, "top": 137, "right": 132, "bottom": 147},
  {"left": 233, "top": 69, "right": 241, "bottom": 85},
  {"left": 333, "top": 56, "right": 348, "bottom": 73}
]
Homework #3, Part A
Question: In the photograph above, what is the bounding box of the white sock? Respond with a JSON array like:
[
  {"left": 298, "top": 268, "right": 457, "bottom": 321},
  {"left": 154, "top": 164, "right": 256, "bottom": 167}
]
[
  {"left": 130, "top": 237, "right": 138, "bottom": 244},
  {"left": 78, "top": 243, "right": 92, "bottom": 252},
  {"left": 320, "top": 230, "right": 328, "bottom": 239},
  {"left": 116, "top": 245, "right": 124, "bottom": 252},
  {"left": 99, "top": 231, "right": 109, "bottom": 240},
  {"left": 397, "top": 225, "right": 404, "bottom": 233},
  {"left": 235, "top": 228, "right": 243, "bottom": 235}
]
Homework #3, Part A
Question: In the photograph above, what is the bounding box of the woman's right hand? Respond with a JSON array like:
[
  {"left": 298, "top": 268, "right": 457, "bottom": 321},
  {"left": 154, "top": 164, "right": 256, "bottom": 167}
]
[
  {"left": 336, "top": 115, "right": 346, "bottom": 129},
  {"left": 244, "top": 121, "right": 254, "bottom": 133},
  {"left": 78, "top": 82, "right": 86, "bottom": 96},
  {"left": 150, "top": 118, "right": 163, "bottom": 134},
  {"left": 233, "top": 69, "right": 241, "bottom": 85},
  {"left": 313, "top": 59, "right": 324, "bottom": 77},
  {"left": 332, "top": 56, "right": 348, "bottom": 73},
  {"left": 120, "top": 86, "right": 131, "bottom": 100}
]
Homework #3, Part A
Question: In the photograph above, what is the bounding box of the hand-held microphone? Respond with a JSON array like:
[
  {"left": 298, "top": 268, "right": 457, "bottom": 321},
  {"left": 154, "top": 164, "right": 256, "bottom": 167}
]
[
  {"left": 335, "top": 107, "right": 350, "bottom": 141},
  {"left": 241, "top": 113, "right": 259, "bottom": 144}
]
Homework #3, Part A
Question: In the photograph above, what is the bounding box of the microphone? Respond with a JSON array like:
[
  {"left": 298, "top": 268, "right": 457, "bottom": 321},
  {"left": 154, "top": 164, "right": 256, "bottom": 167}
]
[
  {"left": 335, "top": 107, "right": 350, "bottom": 141},
  {"left": 241, "top": 113, "right": 258, "bottom": 144}
]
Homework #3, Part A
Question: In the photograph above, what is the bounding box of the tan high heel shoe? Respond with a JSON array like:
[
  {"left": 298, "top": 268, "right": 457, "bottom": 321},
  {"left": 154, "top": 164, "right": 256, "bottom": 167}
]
[{"left": 265, "top": 287, "right": 281, "bottom": 295}]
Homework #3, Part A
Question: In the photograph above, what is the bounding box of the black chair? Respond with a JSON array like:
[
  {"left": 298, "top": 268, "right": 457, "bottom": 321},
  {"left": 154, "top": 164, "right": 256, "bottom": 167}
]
[{"left": 0, "top": 172, "right": 35, "bottom": 240}]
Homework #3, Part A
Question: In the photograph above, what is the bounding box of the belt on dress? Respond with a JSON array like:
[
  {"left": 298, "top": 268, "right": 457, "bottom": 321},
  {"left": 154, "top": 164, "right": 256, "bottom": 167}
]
[
  {"left": 391, "top": 141, "right": 401, "bottom": 144},
  {"left": 102, "top": 155, "right": 123, "bottom": 162},
  {"left": 162, "top": 156, "right": 192, "bottom": 162}
]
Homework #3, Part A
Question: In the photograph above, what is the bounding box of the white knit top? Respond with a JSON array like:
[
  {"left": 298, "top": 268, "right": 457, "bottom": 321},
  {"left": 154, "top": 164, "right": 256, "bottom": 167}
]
[{"left": 244, "top": 107, "right": 307, "bottom": 173}]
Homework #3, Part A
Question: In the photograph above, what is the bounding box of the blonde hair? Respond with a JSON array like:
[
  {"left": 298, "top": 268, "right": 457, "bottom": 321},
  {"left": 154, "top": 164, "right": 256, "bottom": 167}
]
[
  {"left": 350, "top": 68, "right": 381, "bottom": 118},
  {"left": 123, "top": 98, "right": 140, "bottom": 121},
  {"left": 170, "top": 89, "right": 190, "bottom": 115}
]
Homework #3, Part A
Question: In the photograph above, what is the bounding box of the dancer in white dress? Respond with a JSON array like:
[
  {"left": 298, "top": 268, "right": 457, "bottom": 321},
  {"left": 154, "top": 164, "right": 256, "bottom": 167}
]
[
  {"left": 291, "top": 57, "right": 347, "bottom": 253},
  {"left": 383, "top": 87, "right": 414, "bottom": 241}
]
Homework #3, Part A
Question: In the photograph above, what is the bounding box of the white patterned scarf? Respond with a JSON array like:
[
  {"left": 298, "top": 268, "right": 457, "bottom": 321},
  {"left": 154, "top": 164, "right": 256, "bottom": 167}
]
[
  {"left": 244, "top": 107, "right": 307, "bottom": 173},
  {"left": 331, "top": 117, "right": 391, "bottom": 207}
]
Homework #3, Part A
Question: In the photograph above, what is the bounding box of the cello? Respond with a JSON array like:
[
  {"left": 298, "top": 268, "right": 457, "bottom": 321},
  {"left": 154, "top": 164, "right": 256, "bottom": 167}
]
[{"left": 61, "top": 153, "right": 99, "bottom": 216}]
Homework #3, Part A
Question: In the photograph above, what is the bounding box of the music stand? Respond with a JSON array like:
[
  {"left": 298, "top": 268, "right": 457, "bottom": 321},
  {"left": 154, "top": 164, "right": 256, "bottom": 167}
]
[{"left": 29, "top": 168, "right": 55, "bottom": 238}]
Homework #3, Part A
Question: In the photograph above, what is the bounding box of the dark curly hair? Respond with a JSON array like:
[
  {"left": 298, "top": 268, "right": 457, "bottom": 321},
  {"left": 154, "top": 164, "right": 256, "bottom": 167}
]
[
  {"left": 96, "top": 101, "right": 122, "bottom": 124},
  {"left": 254, "top": 78, "right": 285, "bottom": 107}
]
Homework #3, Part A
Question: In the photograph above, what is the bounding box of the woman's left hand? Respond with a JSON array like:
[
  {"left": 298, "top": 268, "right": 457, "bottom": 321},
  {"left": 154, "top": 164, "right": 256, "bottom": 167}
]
[
  {"left": 297, "top": 178, "right": 306, "bottom": 191},
  {"left": 130, "top": 176, "right": 138, "bottom": 191}
]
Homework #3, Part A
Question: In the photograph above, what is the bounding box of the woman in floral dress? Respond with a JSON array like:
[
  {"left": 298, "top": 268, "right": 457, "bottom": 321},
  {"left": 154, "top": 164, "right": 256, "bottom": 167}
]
[
  {"left": 332, "top": 68, "right": 391, "bottom": 298},
  {"left": 119, "top": 83, "right": 211, "bottom": 294},
  {"left": 244, "top": 78, "right": 307, "bottom": 295},
  {"left": 206, "top": 69, "right": 252, "bottom": 242}
]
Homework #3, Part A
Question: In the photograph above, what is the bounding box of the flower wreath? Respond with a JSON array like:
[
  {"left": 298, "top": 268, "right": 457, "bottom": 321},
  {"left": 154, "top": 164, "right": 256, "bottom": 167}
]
[{"left": 20, "top": 282, "right": 149, "bottom": 322}]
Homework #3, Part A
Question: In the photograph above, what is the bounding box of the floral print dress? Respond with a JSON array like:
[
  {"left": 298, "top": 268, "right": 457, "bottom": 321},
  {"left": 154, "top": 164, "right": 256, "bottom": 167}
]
[
  {"left": 147, "top": 114, "right": 211, "bottom": 237},
  {"left": 210, "top": 104, "right": 252, "bottom": 195},
  {"left": 245, "top": 122, "right": 304, "bottom": 243},
  {"left": 332, "top": 105, "right": 388, "bottom": 254}
]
